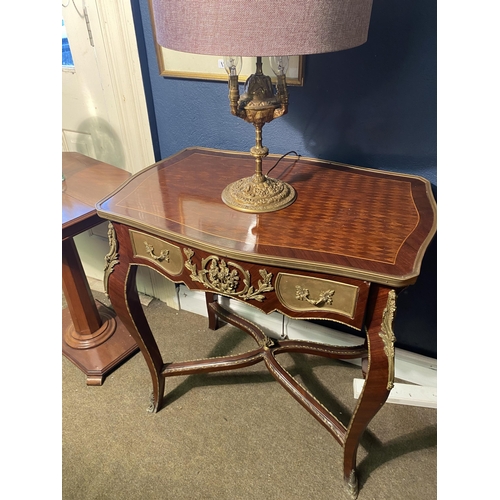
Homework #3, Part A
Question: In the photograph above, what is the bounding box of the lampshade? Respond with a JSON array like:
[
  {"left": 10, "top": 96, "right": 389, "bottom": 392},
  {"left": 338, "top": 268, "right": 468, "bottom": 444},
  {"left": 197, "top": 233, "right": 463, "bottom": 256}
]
[{"left": 151, "top": 0, "right": 373, "bottom": 57}]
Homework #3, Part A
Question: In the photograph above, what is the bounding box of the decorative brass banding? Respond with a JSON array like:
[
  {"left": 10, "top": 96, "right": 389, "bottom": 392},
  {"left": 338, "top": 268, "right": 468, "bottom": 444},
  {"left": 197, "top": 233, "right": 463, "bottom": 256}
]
[
  {"left": 183, "top": 248, "right": 273, "bottom": 301},
  {"left": 103, "top": 222, "right": 119, "bottom": 296},
  {"left": 295, "top": 285, "right": 335, "bottom": 307},
  {"left": 144, "top": 242, "right": 169, "bottom": 262},
  {"left": 379, "top": 289, "right": 397, "bottom": 390}
]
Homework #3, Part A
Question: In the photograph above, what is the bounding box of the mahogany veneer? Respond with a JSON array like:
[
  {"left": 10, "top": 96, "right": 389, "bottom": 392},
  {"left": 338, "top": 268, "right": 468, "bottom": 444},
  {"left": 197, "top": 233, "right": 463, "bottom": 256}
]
[
  {"left": 62, "top": 152, "right": 138, "bottom": 385},
  {"left": 96, "top": 148, "right": 437, "bottom": 497}
]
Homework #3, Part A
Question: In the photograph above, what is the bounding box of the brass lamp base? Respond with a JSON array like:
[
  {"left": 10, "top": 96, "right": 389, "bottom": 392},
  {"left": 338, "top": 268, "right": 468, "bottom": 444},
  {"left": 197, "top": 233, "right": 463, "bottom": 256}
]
[
  {"left": 223, "top": 57, "right": 297, "bottom": 213},
  {"left": 222, "top": 173, "right": 296, "bottom": 213}
]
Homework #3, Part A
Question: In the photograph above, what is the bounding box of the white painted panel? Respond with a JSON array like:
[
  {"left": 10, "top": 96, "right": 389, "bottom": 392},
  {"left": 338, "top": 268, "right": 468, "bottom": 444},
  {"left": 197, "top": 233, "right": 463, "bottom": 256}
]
[
  {"left": 73, "top": 226, "right": 111, "bottom": 281},
  {"left": 149, "top": 269, "right": 180, "bottom": 310},
  {"left": 353, "top": 379, "right": 437, "bottom": 408},
  {"left": 178, "top": 285, "right": 213, "bottom": 317}
]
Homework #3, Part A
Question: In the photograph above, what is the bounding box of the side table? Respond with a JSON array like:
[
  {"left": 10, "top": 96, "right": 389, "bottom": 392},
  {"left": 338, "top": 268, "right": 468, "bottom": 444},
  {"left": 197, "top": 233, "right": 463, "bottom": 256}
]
[
  {"left": 96, "top": 147, "right": 436, "bottom": 497},
  {"left": 62, "top": 152, "right": 138, "bottom": 385}
]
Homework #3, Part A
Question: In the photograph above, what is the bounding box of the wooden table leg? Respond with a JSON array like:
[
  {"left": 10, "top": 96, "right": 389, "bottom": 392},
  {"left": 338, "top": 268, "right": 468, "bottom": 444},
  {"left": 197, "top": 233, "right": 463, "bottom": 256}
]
[
  {"left": 62, "top": 237, "right": 138, "bottom": 385},
  {"left": 342, "top": 285, "right": 396, "bottom": 498},
  {"left": 105, "top": 242, "right": 165, "bottom": 412},
  {"left": 205, "top": 292, "right": 221, "bottom": 330}
]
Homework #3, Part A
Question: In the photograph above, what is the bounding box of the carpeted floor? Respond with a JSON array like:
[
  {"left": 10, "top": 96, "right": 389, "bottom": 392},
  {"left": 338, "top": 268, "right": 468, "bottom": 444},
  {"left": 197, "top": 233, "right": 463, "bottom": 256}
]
[{"left": 62, "top": 291, "right": 437, "bottom": 500}]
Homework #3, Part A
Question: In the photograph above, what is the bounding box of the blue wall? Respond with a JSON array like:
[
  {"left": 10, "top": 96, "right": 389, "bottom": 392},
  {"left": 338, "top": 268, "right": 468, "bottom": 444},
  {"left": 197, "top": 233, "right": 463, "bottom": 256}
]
[{"left": 132, "top": 0, "right": 437, "bottom": 358}]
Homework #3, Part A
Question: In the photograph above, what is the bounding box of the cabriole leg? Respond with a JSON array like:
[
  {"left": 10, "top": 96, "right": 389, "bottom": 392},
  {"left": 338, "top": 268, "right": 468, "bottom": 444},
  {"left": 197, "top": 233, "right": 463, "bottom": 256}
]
[
  {"left": 343, "top": 285, "right": 397, "bottom": 498},
  {"left": 105, "top": 223, "right": 165, "bottom": 413}
]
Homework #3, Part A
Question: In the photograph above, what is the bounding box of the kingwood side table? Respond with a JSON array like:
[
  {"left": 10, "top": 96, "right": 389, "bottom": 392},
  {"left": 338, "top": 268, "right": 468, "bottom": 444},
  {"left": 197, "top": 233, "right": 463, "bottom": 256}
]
[
  {"left": 62, "top": 152, "right": 138, "bottom": 385},
  {"left": 96, "top": 147, "right": 436, "bottom": 498}
]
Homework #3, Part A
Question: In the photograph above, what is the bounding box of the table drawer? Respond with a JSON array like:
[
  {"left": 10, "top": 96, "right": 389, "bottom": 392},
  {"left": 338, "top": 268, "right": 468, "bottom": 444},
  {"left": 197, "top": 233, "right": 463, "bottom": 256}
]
[
  {"left": 275, "top": 272, "right": 364, "bottom": 320},
  {"left": 129, "top": 230, "right": 184, "bottom": 276}
]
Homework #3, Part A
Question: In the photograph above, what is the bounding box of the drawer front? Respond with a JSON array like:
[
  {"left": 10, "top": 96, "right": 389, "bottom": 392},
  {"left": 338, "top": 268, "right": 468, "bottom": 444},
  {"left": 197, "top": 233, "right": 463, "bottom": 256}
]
[
  {"left": 276, "top": 273, "right": 360, "bottom": 319},
  {"left": 129, "top": 230, "right": 184, "bottom": 276}
]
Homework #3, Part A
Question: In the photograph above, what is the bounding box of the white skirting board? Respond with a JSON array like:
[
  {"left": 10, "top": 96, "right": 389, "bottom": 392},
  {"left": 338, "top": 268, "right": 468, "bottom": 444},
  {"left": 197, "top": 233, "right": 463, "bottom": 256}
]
[
  {"left": 353, "top": 379, "right": 437, "bottom": 409},
  {"left": 87, "top": 276, "right": 155, "bottom": 307},
  {"left": 177, "top": 286, "right": 437, "bottom": 407},
  {"left": 88, "top": 279, "right": 437, "bottom": 408}
]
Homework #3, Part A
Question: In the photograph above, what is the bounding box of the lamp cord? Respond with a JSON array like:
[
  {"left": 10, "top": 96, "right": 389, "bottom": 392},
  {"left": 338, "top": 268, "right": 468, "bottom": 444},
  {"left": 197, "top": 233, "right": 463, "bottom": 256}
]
[{"left": 266, "top": 151, "right": 301, "bottom": 176}]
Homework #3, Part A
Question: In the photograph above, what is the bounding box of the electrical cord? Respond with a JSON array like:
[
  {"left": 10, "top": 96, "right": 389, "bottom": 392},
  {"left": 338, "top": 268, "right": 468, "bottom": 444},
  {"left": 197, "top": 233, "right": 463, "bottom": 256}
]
[{"left": 266, "top": 150, "right": 301, "bottom": 176}]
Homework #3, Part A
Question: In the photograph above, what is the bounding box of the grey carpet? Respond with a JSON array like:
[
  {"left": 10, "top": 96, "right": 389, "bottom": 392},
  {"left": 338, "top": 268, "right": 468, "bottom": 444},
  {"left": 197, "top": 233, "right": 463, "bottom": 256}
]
[{"left": 62, "top": 292, "right": 437, "bottom": 499}]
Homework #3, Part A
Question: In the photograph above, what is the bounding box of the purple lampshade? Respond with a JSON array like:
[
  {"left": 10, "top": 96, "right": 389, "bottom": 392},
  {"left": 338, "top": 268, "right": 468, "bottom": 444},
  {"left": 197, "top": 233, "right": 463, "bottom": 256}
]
[{"left": 151, "top": 0, "right": 373, "bottom": 57}]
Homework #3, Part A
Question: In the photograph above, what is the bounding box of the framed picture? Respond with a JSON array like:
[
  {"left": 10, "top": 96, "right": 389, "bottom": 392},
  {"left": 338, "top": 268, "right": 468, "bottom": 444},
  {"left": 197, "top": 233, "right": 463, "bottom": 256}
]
[
  {"left": 148, "top": 2, "right": 304, "bottom": 86},
  {"left": 154, "top": 48, "right": 305, "bottom": 86}
]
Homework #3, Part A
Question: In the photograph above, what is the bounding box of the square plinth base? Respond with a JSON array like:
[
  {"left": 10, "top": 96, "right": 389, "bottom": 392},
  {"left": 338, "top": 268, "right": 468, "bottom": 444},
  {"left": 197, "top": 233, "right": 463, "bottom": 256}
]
[{"left": 62, "top": 300, "right": 139, "bottom": 385}]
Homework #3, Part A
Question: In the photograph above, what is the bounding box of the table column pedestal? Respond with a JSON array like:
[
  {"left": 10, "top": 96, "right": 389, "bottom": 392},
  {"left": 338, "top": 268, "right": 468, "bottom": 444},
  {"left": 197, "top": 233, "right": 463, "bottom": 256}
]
[{"left": 62, "top": 237, "right": 138, "bottom": 385}]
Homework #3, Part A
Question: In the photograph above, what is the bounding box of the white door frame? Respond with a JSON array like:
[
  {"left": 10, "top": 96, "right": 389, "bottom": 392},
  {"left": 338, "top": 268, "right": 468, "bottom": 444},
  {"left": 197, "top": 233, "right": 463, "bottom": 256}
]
[{"left": 63, "top": 0, "right": 155, "bottom": 173}]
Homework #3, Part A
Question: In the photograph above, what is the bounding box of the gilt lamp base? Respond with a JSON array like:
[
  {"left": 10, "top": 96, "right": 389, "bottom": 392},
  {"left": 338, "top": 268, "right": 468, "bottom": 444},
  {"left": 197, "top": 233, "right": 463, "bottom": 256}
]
[{"left": 221, "top": 173, "right": 296, "bottom": 213}]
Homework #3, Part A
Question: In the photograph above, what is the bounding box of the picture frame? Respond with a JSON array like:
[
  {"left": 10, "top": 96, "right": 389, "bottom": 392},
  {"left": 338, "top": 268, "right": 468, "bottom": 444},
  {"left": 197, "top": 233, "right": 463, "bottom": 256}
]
[{"left": 154, "top": 48, "right": 305, "bottom": 86}]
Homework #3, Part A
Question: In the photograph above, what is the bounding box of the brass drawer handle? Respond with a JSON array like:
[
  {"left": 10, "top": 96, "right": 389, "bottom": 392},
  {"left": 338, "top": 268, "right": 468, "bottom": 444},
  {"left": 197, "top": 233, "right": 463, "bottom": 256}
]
[
  {"left": 295, "top": 285, "right": 335, "bottom": 307},
  {"left": 144, "top": 242, "right": 169, "bottom": 262}
]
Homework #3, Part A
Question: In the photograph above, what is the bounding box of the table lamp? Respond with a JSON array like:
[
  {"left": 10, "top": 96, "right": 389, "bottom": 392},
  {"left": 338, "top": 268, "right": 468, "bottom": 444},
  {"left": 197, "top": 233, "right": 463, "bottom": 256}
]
[{"left": 151, "top": 0, "right": 373, "bottom": 213}]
